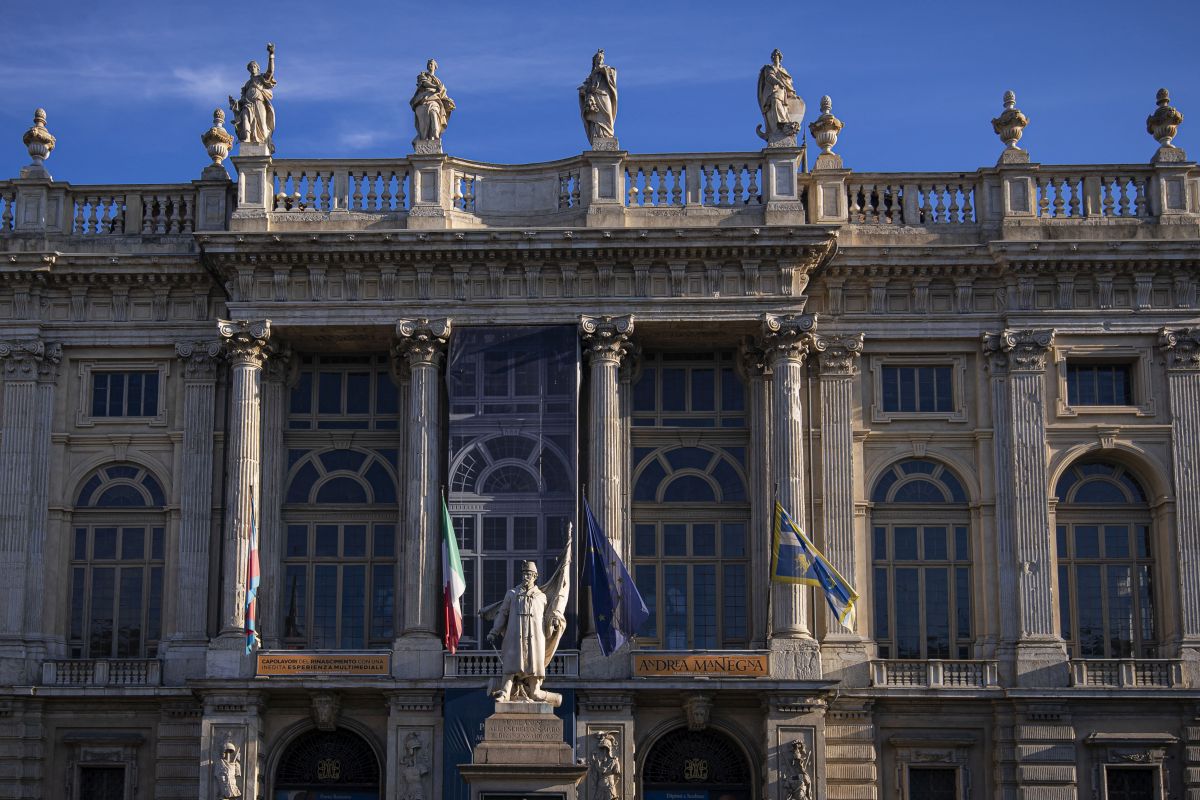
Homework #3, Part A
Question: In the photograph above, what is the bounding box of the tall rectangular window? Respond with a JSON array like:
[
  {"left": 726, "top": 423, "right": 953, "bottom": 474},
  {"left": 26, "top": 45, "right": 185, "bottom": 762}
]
[
  {"left": 90, "top": 371, "right": 160, "bottom": 417},
  {"left": 69, "top": 526, "right": 164, "bottom": 658},
  {"left": 880, "top": 365, "right": 953, "bottom": 412},
  {"left": 1066, "top": 362, "right": 1133, "bottom": 406}
]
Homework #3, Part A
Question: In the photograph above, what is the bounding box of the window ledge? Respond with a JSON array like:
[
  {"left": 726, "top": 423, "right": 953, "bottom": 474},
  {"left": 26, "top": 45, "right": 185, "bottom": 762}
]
[
  {"left": 1069, "top": 658, "right": 1183, "bottom": 688},
  {"left": 870, "top": 659, "right": 999, "bottom": 689},
  {"left": 42, "top": 658, "right": 161, "bottom": 687}
]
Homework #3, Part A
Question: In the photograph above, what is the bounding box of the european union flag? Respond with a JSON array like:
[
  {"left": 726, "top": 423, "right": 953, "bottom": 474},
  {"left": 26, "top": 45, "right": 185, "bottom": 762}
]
[
  {"left": 772, "top": 502, "right": 858, "bottom": 629},
  {"left": 583, "top": 498, "right": 650, "bottom": 655}
]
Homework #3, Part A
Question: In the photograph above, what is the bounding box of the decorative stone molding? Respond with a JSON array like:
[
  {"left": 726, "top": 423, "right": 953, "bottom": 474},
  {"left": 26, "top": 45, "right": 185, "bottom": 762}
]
[
  {"left": 0, "top": 339, "right": 59, "bottom": 378},
  {"left": 982, "top": 329, "right": 1055, "bottom": 373},
  {"left": 22, "top": 108, "right": 56, "bottom": 169},
  {"left": 811, "top": 332, "right": 863, "bottom": 376},
  {"left": 1159, "top": 327, "right": 1200, "bottom": 369},
  {"left": 682, "top": 693, "right": 713, "bottom": 731},
  {"left": 890, "top": 734, "right": 974, "bottom": 800},
  {"left": 394, "top": 317, "right": 451, "bottom": 367},
  {"left": 762, "top": 312, "right": 818, "bottom": 362},
  {"left": 1147, "top": 88, "right": 1186, "bottom": 163},
  {"left": 579, "top": 314, "right": 634, "bottom": 364},
  {"left": 63, "top": 731, "right": 144, "bottom": 800},
  {"left": 809, "top": 95, "right": 844, "bottom": 170},
  {"left": 991, "top": 90, "right": 1029, "bottom": 164},
  {"left": 218, "top": 319, "right": 272, "bottom": 366},
  {"left": 176, "top": 341, "right": 223, "bottom": 380},
  {"left": 310, "top": 693, "right": 341, "bottom": 732},
  {"left": 201, "top": 109, "right": 235, "bottom": 170}
]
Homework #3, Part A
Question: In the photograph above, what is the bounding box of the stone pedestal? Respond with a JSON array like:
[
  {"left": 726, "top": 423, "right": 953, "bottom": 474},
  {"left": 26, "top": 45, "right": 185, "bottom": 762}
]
[{"left": 459, "top": 702, "right": 587, "bottom": 799}]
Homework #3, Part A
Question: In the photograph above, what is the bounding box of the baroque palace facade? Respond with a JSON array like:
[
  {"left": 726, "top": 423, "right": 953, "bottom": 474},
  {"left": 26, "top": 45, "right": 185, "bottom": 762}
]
[{"left": 0, "top": 54, "right": 1198, "bottom": 800}]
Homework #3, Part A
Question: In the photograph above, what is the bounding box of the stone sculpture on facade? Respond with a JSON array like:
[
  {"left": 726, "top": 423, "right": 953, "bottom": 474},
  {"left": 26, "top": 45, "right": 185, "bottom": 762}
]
[
  {"left": 410, "top": 59, "right": 455, "bottom": 153},
  {"left": 398, "top": 731, "right": 431, "bottom": 800},
  {"left": 783, "top": 738, "right": 813, "bottom": 800},
  {"left": 1147, "top": 88, "right": 1185, "bottom": 162},
  {"left": 991, "top": 90, "right": 1029, "bottom": 164},
  {"left": 808, "top": 96, "right": 844, "bottom": 169},
  {"left": 214, "top": 739, "right": 242, "bottom": 800},
  {"left": 579, "top": 49, "right": 618, "bottom": 149},
  {"left": 229, "top": 43, "right": 277, "bottom": 153},
  {"left": 757, "top": 49, "right": 804, "bottom": 147},
  {"left": 485, "top": 529, "right": 572, "bottom": 706},
  {"left": 201, "top": 109, "right": 235, "bottom": 173},
  {"left": 589, "top": 731, "right": 621, "bottom": 800},
  {"left": 21, "top": 108, "right": 55, "bottom": 178}
]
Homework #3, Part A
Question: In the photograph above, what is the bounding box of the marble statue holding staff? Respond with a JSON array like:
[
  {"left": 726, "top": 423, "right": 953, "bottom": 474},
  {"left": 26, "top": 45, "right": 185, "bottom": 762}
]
[
  {"left": 757, "top": 48, "right": 804, "bottom": 146},
  {"left": 484, "top": 526, "right": 572, "bottom": 706},
  {"left": 410, "top": 58, "right": 455, "bottom": 150},
  {"left": 578, "top": 49, "right": 618, "bottom": 148},
  {"left": 229, "top": 43, "right": 277, "bottom": 153}
]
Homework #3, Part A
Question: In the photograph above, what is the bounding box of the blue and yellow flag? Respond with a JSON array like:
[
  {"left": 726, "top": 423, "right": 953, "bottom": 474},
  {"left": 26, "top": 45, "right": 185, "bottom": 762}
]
[{"left": 771, "top": 501, "right": 858, "bottom": 629}]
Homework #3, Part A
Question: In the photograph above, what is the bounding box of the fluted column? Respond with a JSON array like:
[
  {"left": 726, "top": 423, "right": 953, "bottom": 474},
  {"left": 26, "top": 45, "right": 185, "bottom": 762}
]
[
  {"left": 1158, "top": 329, "right": 1200, "bottom": 647},
  {"left": 983, "top": 329, "right": 1066, "bottom": 686},
  {"left": 762, "top": 312, "right": 817, "bottom": 662},
  {"left": 0, "top": 341, "right": 57, "bottom": 646},
  {"left": 580, "top": 315, "right": 634, "bottom": 548},
  {"left": 739, "top": 342, "right": 772, "bottom": 648},
  {"left": 259, "top": 348, "right": 291, "bottom": 650},
  {"left": 23, "top": 344, "right": 61, "bottom": 649},
  {"left": 172, "top": 342, "right": 221, "bottom": 645},
  {"left": 394, "top": 318, "right": 450, "bottom": 648},
  {"left": 812, "top": 333, "right": 864, "bottom": 650},
  {"left": 215, "top": 320, "right": 271, "bottom": 645}
]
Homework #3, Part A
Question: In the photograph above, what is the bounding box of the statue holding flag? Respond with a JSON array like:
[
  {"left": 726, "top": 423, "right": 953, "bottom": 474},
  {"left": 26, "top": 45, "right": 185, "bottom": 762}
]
[{"left": 485, "top": 528, "right": 572, "bottom": 707}]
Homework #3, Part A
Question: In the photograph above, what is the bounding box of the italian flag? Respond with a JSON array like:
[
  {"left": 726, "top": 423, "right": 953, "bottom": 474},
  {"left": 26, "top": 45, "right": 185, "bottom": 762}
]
[{"left": 441, "top": 498, "right": 466, "bottom": 654}]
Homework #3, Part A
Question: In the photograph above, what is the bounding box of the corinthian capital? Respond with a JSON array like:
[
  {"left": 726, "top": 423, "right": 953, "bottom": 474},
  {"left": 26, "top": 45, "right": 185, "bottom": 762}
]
[
  {"left": 982, "top": 328, "right": 1054, "bottom": 373},
  {"left": 175, "top": 340, "right": 222, "bottom": 380},
  {"left": 0, "top": 339, "right": 61, "bottom": 380},
  {"left": 811, "top": 332, "right": 864, "bottom": 376},
  {"left": 218, "top": 319, "right": 272, "bottom": 367},
  {"left": 579, "top": 314, "right": 634, "bottom": 365},
  {"left": 762, "top": 311, "right": 818, "bottom": 364},
  {"left": 395, "top": 318, "right": 451, "bottom": 367},
  {"left": 1158, "top": 327, "right": 1200, "bottom": 370}
]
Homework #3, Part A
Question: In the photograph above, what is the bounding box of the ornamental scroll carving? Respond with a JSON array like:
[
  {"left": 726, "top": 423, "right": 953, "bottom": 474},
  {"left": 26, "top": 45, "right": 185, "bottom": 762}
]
[
  {"left": 394, "top": 318, "right": 451, "bottom": 367},
  {"left": 0, "top": 339, "right": 61, "bottom": 379},
  {"left": 982, "top": 329, "right": 1055, "bottom": 373},
  {"left": 218, "top": 320, "right": 272, "bottom": 367},
  {"left": 1159, "top": 327, "right": 1200, "bottom": 370},
  {"left": 812, "top": 333, "right": 864, "bottom": 376},
  {"left": 580, "top": 314, "right": 634, "bottom": 365},
  {"left": 176, "top": 341, "right": 223, "bottom": 380},
  {"left": 762, "top": 312, "right": 818, "bottom": 364}
]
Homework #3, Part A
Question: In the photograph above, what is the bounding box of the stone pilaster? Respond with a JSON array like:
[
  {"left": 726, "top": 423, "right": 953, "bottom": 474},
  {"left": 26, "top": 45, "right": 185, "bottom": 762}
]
[
  {"left": 22, "top": 344, "right": 61, "bottom": 656},
  {"left": 393, "top": 318, "right": 450, "bottom": 678},
  {"left": 0, "top": 339, "right": 59, "bottom": 682},
  {"left": 812, "top": 333, "right": 867, "bottom": 679},
  {"left": 824, "top": 700, "right": 877, "bottom": 800},
  {"left": 210, "top": 320, "right": 270, "bottom": 674},
  {"left": 1011, "top": 703, "right": 1078, "bottom": 799},
  {"left": 165, "top": 341, "right": 221, "bottom": 679},
  {"left": 765, "top": 695, "right": 827, "bottom": 800},
  {"left": 577, "top": 692, "right": 635, "bottom": 800},
  {"left": 740, "top": 341, "right": 773, "bottom": 648},
  {"left": 762, "top": 312, "right": 820, "bottom": 677},
  {"left": 197, "top": 692, "right": 265, "bottom": 800},
  {"left": 386, "top": 691, "right": 442, "bottom": 800},
  {"left": 982, "top": 329, "right": 1067, "bottom": 687},
  {"left": 258, "top": 348, "right": 292, "bottom": 650},
  {"left": 1158, "top": 328, "right": 1200, "bottom": 676},
  {"left": 0, "top": 697, "right": 45, "bottom": 800},
  {"left": 154, "top": 701, "right": 203, "bottom": 799}
]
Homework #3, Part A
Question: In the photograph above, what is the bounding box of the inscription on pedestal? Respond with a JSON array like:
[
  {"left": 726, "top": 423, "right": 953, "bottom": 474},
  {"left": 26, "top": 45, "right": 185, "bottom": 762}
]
[{"left": 484, "top": 715, "right": 564, "bottom": 743}]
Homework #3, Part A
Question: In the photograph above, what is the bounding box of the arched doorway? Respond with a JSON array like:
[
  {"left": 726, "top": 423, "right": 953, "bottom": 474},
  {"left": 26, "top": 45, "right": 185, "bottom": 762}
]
[
  {"left": 642, "top": 726, "right": 753, "bottom": 800},
  {"left": 274, "top": 728, "right": 381, "bottom": 800}
]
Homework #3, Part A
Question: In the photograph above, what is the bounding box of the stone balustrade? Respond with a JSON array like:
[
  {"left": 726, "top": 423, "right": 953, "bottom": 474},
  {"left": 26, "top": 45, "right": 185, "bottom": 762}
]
[
  {"left": 41, "top": 658, "right": 163, "bottom": 687},
  {"left": 443, "top": 650, "right": 579, "bottom": 678},
  {"left": 1069, "top": 658, "right": 1183, "bottom": 689},
  {"left": 0, "top": 180, "right": 217, "bottom": 236},
  {"left": 870, "top": 659, "right": 1000, "bottom": 689}
]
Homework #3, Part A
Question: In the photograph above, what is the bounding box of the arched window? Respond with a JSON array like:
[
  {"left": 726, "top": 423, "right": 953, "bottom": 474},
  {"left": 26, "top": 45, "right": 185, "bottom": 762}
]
[
  {"left": 870, "top": 458, "right": 972, "bottom": 660},
  {"left": 1054, "top": 460, "right": 1156, "bottom": 658},
  {"left": 69, "top": 464, "right": 166, "bottom": 659},
  {"left": 282, "top": 448, "right": 398, "bottom": 649},
  {"left": 632, "top": 443, "right": 750, "bottom": 649},
  {"left": 642, "top": 727, "right": 752, "bottom": 800}
]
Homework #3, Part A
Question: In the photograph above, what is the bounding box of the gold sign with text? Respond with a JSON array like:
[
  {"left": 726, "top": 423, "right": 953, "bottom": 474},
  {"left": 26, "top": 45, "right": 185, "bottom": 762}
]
[
  {"left": 256, "top": 653, "right": 390, "bottom": 676},
  {"left": 633, "top": 652, "right": 769, "bottom": 677}
]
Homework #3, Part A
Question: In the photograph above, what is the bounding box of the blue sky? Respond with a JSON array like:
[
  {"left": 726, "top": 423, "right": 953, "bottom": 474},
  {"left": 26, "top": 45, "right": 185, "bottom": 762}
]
[{"left": 1, "top": 0, "right": 1196, "bottom": 184}]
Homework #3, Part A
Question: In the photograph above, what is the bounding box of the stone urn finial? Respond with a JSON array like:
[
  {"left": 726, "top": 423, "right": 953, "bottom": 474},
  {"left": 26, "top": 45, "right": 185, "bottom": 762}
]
[
  {"left": 808, "top": 95, "right": 844, "bottom": 170},
  {"left": 1147, "top": 87, "right": 1185, "bottom": 163},
  {"left": 991, "top": 90, "right": 1029, "bottom": 164},
  {"left": 22, "top": 108, "right": 56, "bottom": 166},
  {"left": 201, "top": 108, "right": 236, "bottom": 173}
]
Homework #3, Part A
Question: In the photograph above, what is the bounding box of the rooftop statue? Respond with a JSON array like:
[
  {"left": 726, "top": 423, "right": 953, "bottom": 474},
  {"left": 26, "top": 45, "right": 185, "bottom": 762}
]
[
  {"left": 579, "top": 49, "right": 618, "bottom": 149},
  {"left": 484, "top": 529, "right": 572, "bottom": 707},
  {"left": 229, "top": 43, "right": 277, "bottom": 154},
  {"left": 757, "top": 48, "right": 805, "bottom": 147},
  {"left": 410, "top": 58, "right": 455, "bottom": 153}
]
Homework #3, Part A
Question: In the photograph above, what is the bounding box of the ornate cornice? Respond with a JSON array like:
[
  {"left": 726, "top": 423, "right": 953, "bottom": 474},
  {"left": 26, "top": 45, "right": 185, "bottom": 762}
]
[
  {"left": 218, "top": 319, "right": 272, "bottom": 367},
  {"left": 394, "top": 318, "right": 451, "bottom": 368},
  {"left": 811, "top": 332, "right": 864, "bottom": 376},
  {"left": 579, "top": 314, "right": 634, "bottom": 365},
  {"left": 981, "top": 328, "right": 1055, "bottom": 373},
  {"left": 175, "top": 340, "right": 223, "bottom": 380},
  {"left": 0, "top": 339, "right": 61, "bottom": 380},
  {"left": 1158, "top": 327, "right": 1200, "bottom": 370},
  {"left": 762, "top": 311, "right": 818, "bottom": 364}
]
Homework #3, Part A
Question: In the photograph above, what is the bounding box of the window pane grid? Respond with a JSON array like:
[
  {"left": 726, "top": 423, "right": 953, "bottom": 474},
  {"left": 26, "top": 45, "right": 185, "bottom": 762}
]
[
  {"left": 288, "top": 355, "right": 401, "bottom": 430},
  {"left": 631, "top": 352, "right": 746, "bottom": 427},
  {"left": 880, "top": 365, "right": 954, "bottom": 413},
  {"left": 69, "top": 525, "right": 164, "bottom": 658},
  {"left": 90, "top": 371, "right": 160, "bottom": 418},
  {"left": 1066, "top": 362, "right": 1133, "bottom": 406}
]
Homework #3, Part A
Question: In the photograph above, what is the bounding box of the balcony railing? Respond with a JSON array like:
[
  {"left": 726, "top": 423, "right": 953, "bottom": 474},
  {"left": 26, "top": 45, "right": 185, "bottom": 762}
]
[
  {"left": 1070, "top": 659, "right": 1183, "bottom": 688},
  {"left": 444, "top": 650, "right": 579, "bottom": 678},
  {"left": 870, "top": 659, "right": 999, "bottom": 689},
  {"left": 41, "top": 658, "right": 162, "bottom": 687}
]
